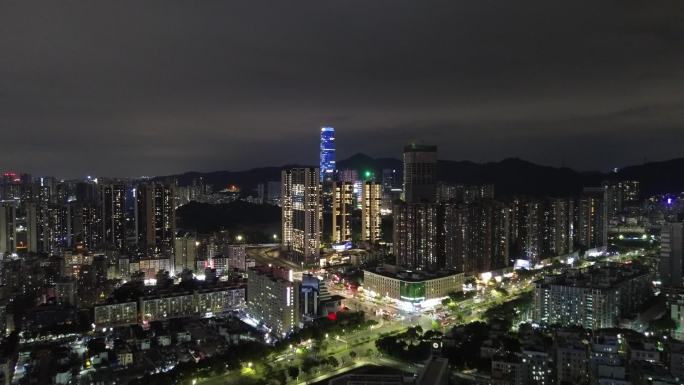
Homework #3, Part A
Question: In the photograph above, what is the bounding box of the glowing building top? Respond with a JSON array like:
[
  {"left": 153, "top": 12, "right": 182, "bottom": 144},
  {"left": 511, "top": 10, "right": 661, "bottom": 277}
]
[{"left": 320, "top": 127, "right": 335, "bottom": 182}]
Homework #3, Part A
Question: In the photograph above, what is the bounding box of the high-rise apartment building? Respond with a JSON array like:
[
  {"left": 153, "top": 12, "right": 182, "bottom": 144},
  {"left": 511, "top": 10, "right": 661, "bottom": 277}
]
[
  {"left": 247, "top": 266, "right": 300, "bottom": 337},
  {"left": 661, "top": 222, "right": 684, "bottom": 288},
  {"left": 523, "top": 198, "right": 573, "bottom": 262},
  {"left": 332, "top": 181, "right": 354, "bottom": 244},
  {"left": 23, "top": 201, "right": 44, "bottom": 253},
  {"left": 533, "top": 263, "right": 651, "bottom": 330},
  {"left": 70, "top": 202, "right": 101, "bottom": 251},
  {"left": 395, "top": 144, "right": 510, "bottom": 273},
  {"left": 320, "top": 127, "right": 336, "bottom": 182},
  {"left": 174, "top": 232, "right": 198, "bottom": 274},
  {"left": 403, "top": 144, "right": 437, "bottom": 203},
  {"left": 395, "top": 144, "right": 439, "bottom": 269},
  {"left": 549, "top": 198, "right": 573, "bottom": 257},
  {"left": 444, "top": 200, "right": 510, "bottom": 273},
  {"left": 135, "top": 183, "right": 176, "bottom": 254},
  {"left": 603, "top": 180, "right": 640, "bottom": 219},
  {"left": 361, "top": 181, "right": 382, "bottom": 243},
  {"left": 42, "top": 203, "right": 71, "bottom": 254},
  {"left": 281, "top": 168, "right": 321, "bottom": 264},
  {"left": 393, "top": 202, "right": 439, "bottom": 269},
  {"left": 436, "top": 183, "right": 495, "bottom": 204},
  {"left": 577, "top": 187, "right": 608, "bottom": 250},
  {"left": 101, "top": 183, "right": 126, "bottom": 250},
  {"left": 0, "top": 203, "right": 16, "bottom": 255}
]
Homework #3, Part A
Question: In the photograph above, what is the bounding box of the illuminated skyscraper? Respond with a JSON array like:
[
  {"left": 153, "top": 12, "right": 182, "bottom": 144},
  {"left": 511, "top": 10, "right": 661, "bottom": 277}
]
[
  {"left": 135, "top": 183, "right": 176, "bottom": 254},
  {"left": 577, "top": 187, "right": 608, "bottom": 249},
  {"left": 393, "top": 202, "right": 439, "bottom": 269},
  {"left": 101, "top": 183, "right": 126, "bottom": 250},
  {"left": 320, "top": 127, "right": 335, "bottom": 182},
  {"left": 247, "top": 266, "right": 300, "bottom": 337},
  {"left": 603, "top": 180, "right": 640, "bottom": 220},
  {"left": 520, "top": 198, "right": 572, "bottom": 263},
  {"left": 361, "top": 181, "right": 382, "bottom": 243},
  {"left": 442, "top": 200, "right": 510, "bottom": 273},
  {"left": 281, "top": 168, "right": 321, "bottom": 264},
  {"left": 0, "top": 203, "right": 17, "bottom": 255},
  {"left": 174, "top": 232, "right": 198, "bottom": 274},
  {"left": 394, "top": 144, "right": 440, "bottom": 269},
  {"left": 332, "top": 181, "right": 354, "bottom": 244},
  {"left": 70, "top": 202, "right": 101, "bottom": 251}
]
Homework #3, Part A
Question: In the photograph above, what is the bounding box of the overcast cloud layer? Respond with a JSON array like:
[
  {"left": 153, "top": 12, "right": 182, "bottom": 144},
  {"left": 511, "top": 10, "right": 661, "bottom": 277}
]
[{"left": 1, "top": 0, "right": 683, "bottom": 178}]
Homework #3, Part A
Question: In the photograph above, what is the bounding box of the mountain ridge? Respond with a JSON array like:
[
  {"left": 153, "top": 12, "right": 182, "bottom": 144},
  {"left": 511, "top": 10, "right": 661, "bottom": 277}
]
[{"left": 155, "top": 155, "right": 684, "bottom": 197}]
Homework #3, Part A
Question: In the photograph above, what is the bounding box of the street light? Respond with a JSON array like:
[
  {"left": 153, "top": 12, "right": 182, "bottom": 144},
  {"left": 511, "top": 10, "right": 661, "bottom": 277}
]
[{"left": 236, "top": 235, "right": 244, "bottom": 243}]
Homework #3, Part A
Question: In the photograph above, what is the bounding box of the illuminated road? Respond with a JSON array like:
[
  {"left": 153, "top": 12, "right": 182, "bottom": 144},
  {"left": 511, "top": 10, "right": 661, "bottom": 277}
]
[
  {"left": 198, "top": 248, "right": 649, "bottom": 385},
  {"left": 246, "top": 246, "right": 301, "bottom": 270}
]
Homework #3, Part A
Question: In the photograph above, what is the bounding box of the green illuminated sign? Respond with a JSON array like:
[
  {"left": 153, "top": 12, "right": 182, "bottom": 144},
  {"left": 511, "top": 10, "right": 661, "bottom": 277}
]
[{"left": 400, "top": 281, "right": 425, "bottom": 303}]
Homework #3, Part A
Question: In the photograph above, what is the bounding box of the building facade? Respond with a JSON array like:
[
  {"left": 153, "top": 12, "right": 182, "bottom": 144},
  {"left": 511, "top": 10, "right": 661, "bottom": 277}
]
[
  {"left": 281, "top": 168, "right": 321, "bottom": 264},
  {"left": 332, "top": 181, "right": 354, "bottom": 244},
  {"left": 139, "top": 287, "right": 245, "bottom": 323},
  {"left": 363, "top": 267, "right": 464, "bottom": 304},
  {"left": 361, "top": 181, "right": 382, "bottom": 243},
  {"left": 320, "top": 127, "right": 336, "bottom": 182},
  {"left": 247, "top": 267, "right": 300, "bottom": 337},
  {"left": 403, "top": 144, "right": 437, "bottom": 204},
  {"left": 173, "top": 232, "right": 198, "bottom": 274},
  {"left": 533, "top": 263, "right": 651, "bottom": 329},
  {"left": 578, "top": 187, "right": 608, "bottom": 250},
  {"left": 135, "top": 183, "right": 176, "bottom": 254},
  {"left": 101, "top": 183, "right": 126, "bottom": 250},
  {"left": 0, "top": 203, "right": 16, "bottom": 255}
]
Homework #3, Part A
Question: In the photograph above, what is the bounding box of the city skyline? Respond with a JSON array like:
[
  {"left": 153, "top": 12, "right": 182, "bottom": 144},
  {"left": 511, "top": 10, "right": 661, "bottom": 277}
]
[{"left": 3, "top": 2, "right": 684, "bottom": 384}]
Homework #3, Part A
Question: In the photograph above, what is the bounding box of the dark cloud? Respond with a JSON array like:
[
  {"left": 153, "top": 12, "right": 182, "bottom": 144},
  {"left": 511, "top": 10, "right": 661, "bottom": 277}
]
[{"left": 1, "top": 0, "right": 683, "bottom": 177}]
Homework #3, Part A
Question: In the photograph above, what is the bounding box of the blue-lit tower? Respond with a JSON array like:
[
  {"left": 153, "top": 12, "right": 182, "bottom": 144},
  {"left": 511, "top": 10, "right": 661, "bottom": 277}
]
[{"left": 320, "top": 127, "right": 335, "bottom": 182}]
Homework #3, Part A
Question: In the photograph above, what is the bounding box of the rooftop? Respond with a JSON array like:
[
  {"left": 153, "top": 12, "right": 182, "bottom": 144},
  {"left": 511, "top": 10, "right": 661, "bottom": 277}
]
[
  {"left": 535, "top": 262, "right": 650, "bottom": 290},
  {"left": 365, "top": 265, "right": 462, "bottom": 282},
  {"left": 417, "top": 356, "right": 450, "bottom": 385}
]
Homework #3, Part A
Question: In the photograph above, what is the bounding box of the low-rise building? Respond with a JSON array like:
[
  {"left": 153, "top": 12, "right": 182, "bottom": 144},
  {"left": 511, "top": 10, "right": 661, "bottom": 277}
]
[
  {"left": 522, "top": 346, "right": 553, "bottom": 385},
  {"left": 534, "top": 263, "right": 652, "bottom": 329},
  {"left": 94, "top": 283, "right": 245, "bottom": 327},
  {"left": 630, "top": 361, "right": 677, "bottom": 385},
  {"left": 555, "top": 331, "right": 589, "bottom": 385},
  {"left": 492, "top": 353, "right": 528, "bottom": 385},
  {"left": 628, "top": 339, "right": 661, "bottom": 364},
  {"left": 94, "top": 302, "right": 138, "bottom": 328},
  {"left": 363, "top": 265, "right": 464, "bottom": 305},
  {"left": 417, "top": 356, "right": 450, "bottom": 385},
  {"left": 590, "top": 333, "right": 624, "bottom": 384},
  {"left": 139, "top": 286, "right": 245, "bottom": 323},
  {"left": 669, "top": 341, "right": 684, "bottom": 382}
]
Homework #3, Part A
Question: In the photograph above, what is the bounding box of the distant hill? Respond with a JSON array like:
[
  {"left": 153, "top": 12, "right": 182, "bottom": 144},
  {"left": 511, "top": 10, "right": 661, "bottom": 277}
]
[
  {"left": 159, "top": 155, "right": 684, "bottom": 197},
  {"left": 155, "top": 167, "right": 285, "bottom": 191},
  {"left": 337, "top": 153, "right": 402, "bottom": 172},
  {"left": 611, "top": 158, "right": 684, "bottom": 196},
  {"left": 176, "top": 201, "right": 280, "bottom": 239}
]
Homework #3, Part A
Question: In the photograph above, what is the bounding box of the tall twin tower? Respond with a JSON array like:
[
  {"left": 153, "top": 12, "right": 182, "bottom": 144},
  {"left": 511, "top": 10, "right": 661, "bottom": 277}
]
[{"left": 280, "top": 127, "right": 382, "bottom": 265}]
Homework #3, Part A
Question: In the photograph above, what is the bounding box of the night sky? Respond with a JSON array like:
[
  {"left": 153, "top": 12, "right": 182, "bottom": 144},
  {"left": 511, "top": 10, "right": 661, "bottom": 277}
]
[{"left": 1, "top": 0, "right": 683, "bottom": 178}]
